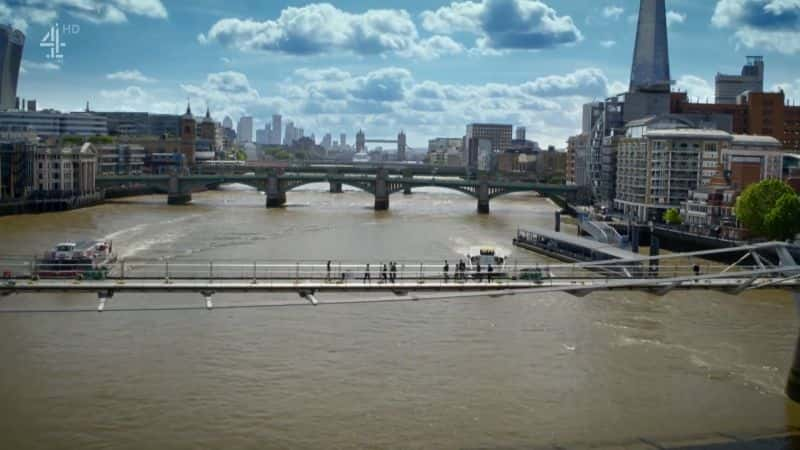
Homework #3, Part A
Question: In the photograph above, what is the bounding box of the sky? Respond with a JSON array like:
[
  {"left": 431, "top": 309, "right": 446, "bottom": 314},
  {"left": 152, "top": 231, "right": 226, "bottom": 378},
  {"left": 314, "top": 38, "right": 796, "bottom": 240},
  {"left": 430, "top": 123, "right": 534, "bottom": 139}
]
[{"left": 5, "top": 0, "right": 800, "bottom": 148}]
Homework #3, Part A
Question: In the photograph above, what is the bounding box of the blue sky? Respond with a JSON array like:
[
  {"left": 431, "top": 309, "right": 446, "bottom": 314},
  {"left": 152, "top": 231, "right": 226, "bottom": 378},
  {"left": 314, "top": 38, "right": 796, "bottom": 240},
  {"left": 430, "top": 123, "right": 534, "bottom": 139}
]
[{"left": 5, "top": 0, "right": 800, "bottom": 147}]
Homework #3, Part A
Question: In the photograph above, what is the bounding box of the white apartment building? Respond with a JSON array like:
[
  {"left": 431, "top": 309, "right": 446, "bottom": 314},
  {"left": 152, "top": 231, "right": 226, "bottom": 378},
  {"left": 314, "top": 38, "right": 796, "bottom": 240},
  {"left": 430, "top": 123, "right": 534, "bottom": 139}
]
[{"left": 33, "top": 143, "right": 97, "bottom": 194}]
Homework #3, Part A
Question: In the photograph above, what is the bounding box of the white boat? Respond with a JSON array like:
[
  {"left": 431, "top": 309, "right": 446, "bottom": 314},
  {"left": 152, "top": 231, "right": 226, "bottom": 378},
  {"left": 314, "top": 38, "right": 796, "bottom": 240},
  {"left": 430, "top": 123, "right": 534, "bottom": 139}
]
[
  {"left": 465, "top": 246, "right": 508, "bottom": 272},
  {"left": 37, "top": 240, "right": 116, "bottom": 278}
]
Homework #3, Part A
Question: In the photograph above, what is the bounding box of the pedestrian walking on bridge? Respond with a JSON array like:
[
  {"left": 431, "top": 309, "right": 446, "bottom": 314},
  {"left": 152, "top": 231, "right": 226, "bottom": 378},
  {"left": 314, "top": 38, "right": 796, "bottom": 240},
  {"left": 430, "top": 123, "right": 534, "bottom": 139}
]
[
  {"left": 364, "top": 264, "right": 371, "bottom": 283},
  {"left": 443, "top": 261, "right": 450, "bottom": 283}
]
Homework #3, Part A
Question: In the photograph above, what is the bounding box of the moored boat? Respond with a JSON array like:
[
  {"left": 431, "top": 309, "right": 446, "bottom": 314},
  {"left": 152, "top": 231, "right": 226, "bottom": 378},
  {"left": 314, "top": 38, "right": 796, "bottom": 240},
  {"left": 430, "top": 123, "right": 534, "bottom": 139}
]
[{"left": 36, "top": 240, "right": 116, "bottom": 278}]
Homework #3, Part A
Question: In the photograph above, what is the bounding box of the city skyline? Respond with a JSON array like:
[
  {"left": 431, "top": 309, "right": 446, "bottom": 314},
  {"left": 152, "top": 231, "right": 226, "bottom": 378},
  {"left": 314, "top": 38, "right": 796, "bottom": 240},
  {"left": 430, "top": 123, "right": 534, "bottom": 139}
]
[{"left": 6, "top": 0, "right": 800, "bottom": 147}]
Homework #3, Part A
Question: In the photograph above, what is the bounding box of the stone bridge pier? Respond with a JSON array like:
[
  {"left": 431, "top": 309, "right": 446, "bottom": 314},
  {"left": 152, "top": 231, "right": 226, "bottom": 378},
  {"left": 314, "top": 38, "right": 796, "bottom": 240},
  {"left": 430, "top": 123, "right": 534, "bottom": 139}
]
[
  {"left": 374, "top": 169, "right": 389, "bottom": 211},
  {"left": 477, "top": 176, "right": 490, "bottom": 214},
  {"left": 266, "top": 174, "right": 286, "bottom": 208},
  {"left": 402, "top": 170, "right": 413, "bottom": 195},
  {"left": 329, "top": 181, "right": 343, "bottom": 193},
  {"left": 168, "top": 174, "right": 192, "bottom": 205}
]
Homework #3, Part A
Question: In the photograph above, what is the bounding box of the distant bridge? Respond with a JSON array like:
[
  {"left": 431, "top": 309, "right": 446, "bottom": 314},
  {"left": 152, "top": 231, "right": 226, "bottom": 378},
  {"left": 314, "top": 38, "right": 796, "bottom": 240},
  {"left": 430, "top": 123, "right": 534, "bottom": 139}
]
[{"left": 97, "top": 168, "right": 580, "bottom": 214}]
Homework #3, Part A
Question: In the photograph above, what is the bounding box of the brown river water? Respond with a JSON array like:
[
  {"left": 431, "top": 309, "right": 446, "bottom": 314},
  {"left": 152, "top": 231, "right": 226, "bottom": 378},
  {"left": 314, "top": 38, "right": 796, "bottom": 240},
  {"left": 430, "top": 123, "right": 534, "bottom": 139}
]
[{"left": 0, "top": 185, "right": 799, "bottom": 449}]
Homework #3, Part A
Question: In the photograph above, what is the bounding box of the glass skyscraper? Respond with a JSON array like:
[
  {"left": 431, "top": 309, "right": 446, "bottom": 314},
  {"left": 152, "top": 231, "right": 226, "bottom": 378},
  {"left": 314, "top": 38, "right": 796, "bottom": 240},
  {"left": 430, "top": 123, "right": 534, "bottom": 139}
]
[{"left": 0, "top": 25, "right": 25, "bottom": 111}]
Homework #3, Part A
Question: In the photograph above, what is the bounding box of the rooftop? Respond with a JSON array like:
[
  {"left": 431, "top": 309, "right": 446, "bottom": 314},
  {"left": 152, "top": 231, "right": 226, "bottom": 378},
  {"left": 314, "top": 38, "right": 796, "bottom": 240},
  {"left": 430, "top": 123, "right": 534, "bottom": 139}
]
[{"left": 645, "top": 128, "right": 733, "bottom": 140}]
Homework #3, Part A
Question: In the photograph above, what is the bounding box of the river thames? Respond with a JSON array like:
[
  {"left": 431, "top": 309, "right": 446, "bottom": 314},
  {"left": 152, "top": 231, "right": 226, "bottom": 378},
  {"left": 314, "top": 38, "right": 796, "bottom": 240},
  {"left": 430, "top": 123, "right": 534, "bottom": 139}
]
[{"left": 1, "top": 185, "right": 799, "bottom": 449}]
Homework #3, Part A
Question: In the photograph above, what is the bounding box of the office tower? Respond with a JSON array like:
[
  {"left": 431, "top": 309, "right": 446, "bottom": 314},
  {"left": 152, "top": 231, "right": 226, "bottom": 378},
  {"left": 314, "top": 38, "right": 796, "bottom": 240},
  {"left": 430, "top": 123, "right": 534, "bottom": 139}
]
[
  {"left": 284, "top": 122, "right": 296, "bottom": 145},
  {"left": 237, "top": 116, "right": 253, "bottom": 143},
  {"left": 0, "top": 25, "right": 25, "bottom": 110},
  {"left": 340, "top": 133, "right": 346, "bottom": 148},
  {"left": 515, "top": 127, "right": 526, "bottom": 141},
  {"left": 222, "top": 116, "right": 233, "bottom": 129},
  {"left": 321, "top": 133, "right": 332, "bottom": 149},
  {"left": 629, "top": 0, "right": 670, "bottom": 92},
  {"left": 624, "top": 0, "right": 671, "bottom": 122},
  {"left": 271, "top": 115, "right": 282, "bottom": 145},
  {"left": 465, "top": 124, "right": 512, "bottom": 152},
  {"left": 715, "top": 56, "right": 764, "bottom": 104}
]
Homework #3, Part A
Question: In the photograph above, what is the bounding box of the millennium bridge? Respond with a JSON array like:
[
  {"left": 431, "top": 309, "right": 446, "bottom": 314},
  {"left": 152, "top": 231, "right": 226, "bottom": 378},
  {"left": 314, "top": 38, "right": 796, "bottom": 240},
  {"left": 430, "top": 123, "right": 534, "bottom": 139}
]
[
  {"left": 96, "top": 165, "right": 581, "bottom": 213},
  {"left": 3, "top": 241, "right": 800, "bottom": 402}
]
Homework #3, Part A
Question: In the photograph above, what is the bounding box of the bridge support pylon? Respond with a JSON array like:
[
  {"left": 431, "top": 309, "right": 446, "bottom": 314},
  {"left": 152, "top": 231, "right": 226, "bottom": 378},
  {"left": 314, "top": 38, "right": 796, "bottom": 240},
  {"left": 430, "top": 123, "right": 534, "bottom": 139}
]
[
  {"left": 374, "top": 168, "right": 389, "bottom": 211},
  {"left": 266, "top": 174, "right": 286, "bottom": 208},
  {"left": 329, "top": 181, "right": 343, "bottom": 194},
  {"left": 167, "top": 174, "right": 192, "bottom": 205},
  {"left": 477, "top": 176, "right": 490, "bottom": 214},
  {"left": 402, "top": 171, "right": 413, "bottom": 195}
]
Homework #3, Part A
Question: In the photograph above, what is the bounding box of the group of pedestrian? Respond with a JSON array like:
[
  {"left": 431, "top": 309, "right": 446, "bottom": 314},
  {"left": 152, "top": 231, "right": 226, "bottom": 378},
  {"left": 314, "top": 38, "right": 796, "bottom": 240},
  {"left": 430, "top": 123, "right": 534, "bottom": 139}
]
[{"left": 365, "top": 262, "right": 398, "bottom": 283}]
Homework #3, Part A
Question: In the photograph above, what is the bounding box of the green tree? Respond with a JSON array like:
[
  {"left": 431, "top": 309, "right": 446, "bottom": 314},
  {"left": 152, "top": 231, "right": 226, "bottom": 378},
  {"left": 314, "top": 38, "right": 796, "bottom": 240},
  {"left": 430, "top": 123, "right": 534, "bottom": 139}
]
[
  {"left": 735, "top": 179, "right": 798, "bottom": 238},
  {"left": 763, "top": 193, "right": 800, "bottom": 241},
  {"left": 663, "top": 208, "right": 683, "bottom": 225}
]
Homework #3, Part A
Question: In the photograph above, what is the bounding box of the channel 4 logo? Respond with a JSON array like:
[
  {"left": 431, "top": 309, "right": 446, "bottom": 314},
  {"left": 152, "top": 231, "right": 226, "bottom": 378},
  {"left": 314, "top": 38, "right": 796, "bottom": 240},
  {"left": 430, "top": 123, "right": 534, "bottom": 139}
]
[{"left": 41, "top": 23, "right": 80, "bottom": 61}]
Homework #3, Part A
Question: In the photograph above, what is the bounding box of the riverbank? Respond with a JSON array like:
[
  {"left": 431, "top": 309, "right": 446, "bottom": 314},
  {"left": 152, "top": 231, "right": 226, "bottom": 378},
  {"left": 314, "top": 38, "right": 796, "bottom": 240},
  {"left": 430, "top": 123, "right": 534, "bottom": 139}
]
[{"left": 0, "top": 192, "right": 105, "bottom": 216}]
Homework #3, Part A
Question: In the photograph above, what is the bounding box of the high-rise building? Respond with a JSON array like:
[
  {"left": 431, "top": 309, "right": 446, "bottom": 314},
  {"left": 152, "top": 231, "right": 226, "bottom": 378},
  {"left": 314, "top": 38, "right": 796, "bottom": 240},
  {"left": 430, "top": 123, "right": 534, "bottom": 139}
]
[
  {"left": 515, "top": 127, "right": 526, "bottom": 141},
  {"left": 340, "top": 133, "right": 347, "bottom": 148},
  {"left": 222, "top": 116, "right": 233, "bottom": 130},
  {"left": 0, "top": 25, "right": 24, "bottom": 111},
  {"left": 629, "top": 0, "right": 670, "bottom": 92},
  {"left": 321, "top": 133, "right": 332, "bottom": 149},
  {"left": 256, "top": 129, "right": 268, "bottom": 145},
  {"left": 284, "top": 122, "right": 296, "bottom": 145},
  {"left": 465, "top": 124, "right": 512, "bottom": 153},
  {"left": 624, "top": 0, "right": 671, "bottom": 122},
  {"left": 271, "top": 114, "right": 282, "bottom": 145},
  {"left": 715, "top": 56, "right": 764, "bottom": 104},
  {"left": 237, "top": 116, "right": 253, "bottom": 143},
  {"left": 582, "top": 102, "right": 603, "bottom": 135}
]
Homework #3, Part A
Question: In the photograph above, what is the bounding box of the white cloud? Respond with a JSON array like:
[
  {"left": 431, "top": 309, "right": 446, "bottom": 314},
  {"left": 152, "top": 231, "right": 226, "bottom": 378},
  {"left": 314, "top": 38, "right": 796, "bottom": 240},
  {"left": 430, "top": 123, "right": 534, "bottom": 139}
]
[
  {"left": 602, "top": 6, "right": 624, "bottom": 20},
  {"left": 773, "top": 79, "right": 800, "bottom": 102},
  {"left": 0, "top": 0, "right": 168, "bottom": 26},
  {"left": 21, "top": 60, "right": 61, "bottom": 71},
  {"left": 607, "top": 80, "right": 627, "bottom": 96},
  {"left": 675, "top": 75, "right": 715, "bottom": 102},
  {"left": 107, "top": 69, "right": 156, "bottom": 83},
  {"left": 712, "top": 0, "right": 800, "bottom": 54},
  {"left": 600, "top": 40, "right": 616, "bottom": 48},
  {"left": 420, "top": 0, "right": 583, "bottom": 50},
  {"left": 198, "top": 3, "right": 460, "bottom": 59},
  {"left": 667, "top": 10, "right": 687, "bottom": 26}
]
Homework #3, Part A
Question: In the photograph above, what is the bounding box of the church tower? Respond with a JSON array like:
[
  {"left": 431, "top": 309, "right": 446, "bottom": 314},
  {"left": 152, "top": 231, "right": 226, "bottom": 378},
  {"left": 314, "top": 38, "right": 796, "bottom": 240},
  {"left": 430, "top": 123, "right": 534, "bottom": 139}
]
[{"left": 180, "top": 101, "right": 197, "bottom": 166}]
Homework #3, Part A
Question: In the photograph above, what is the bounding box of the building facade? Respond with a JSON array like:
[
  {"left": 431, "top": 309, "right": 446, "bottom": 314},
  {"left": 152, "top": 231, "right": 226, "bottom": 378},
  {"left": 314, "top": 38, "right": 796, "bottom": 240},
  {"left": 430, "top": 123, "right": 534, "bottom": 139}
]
[
  {"left": 427, "top": 138, "right": 463, "bottom": 167},
  {"left": 715, "top": 56, "right": 764, "bottom": 104},
  {"left": 32, "top": 143, "right": 97, "bottom": 196},
  {"left": 615, "top": 117, "right": 733, "bottom": 221},
  {"left": 237, "top": 116, "right": 253, "bottom": 144},
  {"left": 671, "top": 90, "right": 800, "bottom": 152},
  {"left": 566, "top": 134, "right": 590, "bottom": 186},
  {"left": 95, "top": 143, "right": 145, "bottom": 175},
  {"left": 465, "top": 124, "right": 512, "bottom": 153},
  {"left": 0, "top": 110, "right": 108, "bottom": 136}
]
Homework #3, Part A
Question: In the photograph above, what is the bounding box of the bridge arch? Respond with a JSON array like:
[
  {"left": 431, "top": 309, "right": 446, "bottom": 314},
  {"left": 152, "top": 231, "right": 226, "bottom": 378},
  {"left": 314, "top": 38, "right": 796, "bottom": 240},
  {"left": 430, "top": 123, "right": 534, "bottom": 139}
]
[
  {"left": 283, "top": 179, "right": 375, "bottom": 195},
  {"left": 386, "top": 183, "right": 477, "bottom": 198}
]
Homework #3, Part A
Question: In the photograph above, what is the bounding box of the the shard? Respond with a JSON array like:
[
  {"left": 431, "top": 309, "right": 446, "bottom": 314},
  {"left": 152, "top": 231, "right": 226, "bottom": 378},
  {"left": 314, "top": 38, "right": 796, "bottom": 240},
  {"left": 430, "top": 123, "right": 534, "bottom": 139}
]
[{"left": 629, "top": 0, "right": 670, "bottom": 92}]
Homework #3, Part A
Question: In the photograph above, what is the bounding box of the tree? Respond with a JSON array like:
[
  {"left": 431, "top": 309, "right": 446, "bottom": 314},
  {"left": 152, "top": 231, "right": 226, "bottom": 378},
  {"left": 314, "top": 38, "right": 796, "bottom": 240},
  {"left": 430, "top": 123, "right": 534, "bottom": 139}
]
[
  {"left": 663, "top": 208, "right": 683, "bottom": 225},
  {"left": 764, "top": 193, "right": 800, "bottom": 241},
  {"left": 735, "top": 179, "right": 798, "bottom": 238}
]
